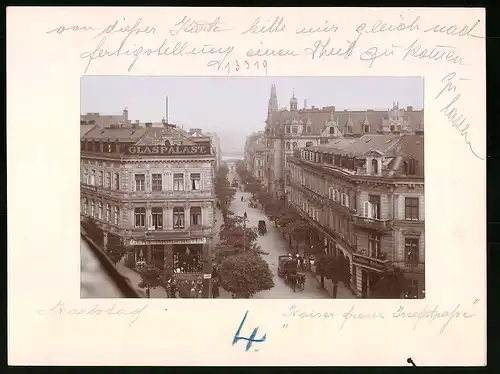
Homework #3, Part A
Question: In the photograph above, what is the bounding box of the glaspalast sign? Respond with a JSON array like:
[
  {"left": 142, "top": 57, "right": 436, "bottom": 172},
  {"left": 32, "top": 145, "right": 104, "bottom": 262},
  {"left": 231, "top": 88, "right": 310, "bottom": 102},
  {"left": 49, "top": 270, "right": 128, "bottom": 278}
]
[{"left": 126, "top": 142, "right": 211, "bottom": 156}]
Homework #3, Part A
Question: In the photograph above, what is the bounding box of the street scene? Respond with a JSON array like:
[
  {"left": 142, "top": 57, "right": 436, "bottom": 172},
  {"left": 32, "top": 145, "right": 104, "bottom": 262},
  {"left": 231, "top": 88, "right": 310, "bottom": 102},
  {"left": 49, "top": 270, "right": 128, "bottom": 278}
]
[{"left": 80, "top": 76, "right": 424, "bottom": 299}]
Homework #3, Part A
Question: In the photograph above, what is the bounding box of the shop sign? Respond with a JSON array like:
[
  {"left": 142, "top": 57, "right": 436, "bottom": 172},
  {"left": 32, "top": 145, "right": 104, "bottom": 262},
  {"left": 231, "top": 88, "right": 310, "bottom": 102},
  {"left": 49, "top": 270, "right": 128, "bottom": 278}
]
[
  {"left": 81, "top": 185, "right": 97, "bottom": 192},
  {"left": 126, "top": 142, "right": 211, "bottom": 156},
  {"left": 174, "top": 273, "right": 203, "bottom": 281},
  {"left": 352, "top": 254, "right": 387, "bottom": 271},
  {"left": 129, "top": 237, "right": 206, "bottom": 246}
]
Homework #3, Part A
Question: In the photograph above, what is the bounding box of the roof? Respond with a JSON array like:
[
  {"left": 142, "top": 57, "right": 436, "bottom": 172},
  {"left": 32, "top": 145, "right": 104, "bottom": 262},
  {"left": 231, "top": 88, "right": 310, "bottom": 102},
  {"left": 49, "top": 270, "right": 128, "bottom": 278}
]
[
  {"left": 268, "top": 107, "right": 424, "bottom": 136},
  {"left": 308, "top": 135, "right": 402, "bottom": 157},
  {"left": 80, "top": 124, "right": 96, "bottom": 137},
  {"left": 82, "top": 126, "right": 149, "bottom": 142}
]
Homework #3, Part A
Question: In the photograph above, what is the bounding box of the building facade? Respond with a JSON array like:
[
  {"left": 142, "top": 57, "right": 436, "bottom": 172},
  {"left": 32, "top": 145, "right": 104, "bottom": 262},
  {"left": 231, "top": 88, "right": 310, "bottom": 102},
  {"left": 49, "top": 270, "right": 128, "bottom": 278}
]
[
  {"left": 288, "top": 133, "right": 425, "bottom": 299},
  {"left": 80, "top": 123, "right": 217, "bottom": 297},
  {"left": 263, "top": 85, "right": 424, "bottom": 201},
  {"left": 244, "top": 131, "right": 265, "bottom": 182}
]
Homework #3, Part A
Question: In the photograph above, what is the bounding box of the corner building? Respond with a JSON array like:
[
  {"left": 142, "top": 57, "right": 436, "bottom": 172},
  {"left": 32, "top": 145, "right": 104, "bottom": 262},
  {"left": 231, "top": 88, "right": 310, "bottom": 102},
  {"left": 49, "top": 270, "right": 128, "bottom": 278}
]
[
  {"left": 288, "top": 133, "right": 425, "bottom": 299},
  {"left": 80, "top": 123, "right": 217, "bottom": 297}
]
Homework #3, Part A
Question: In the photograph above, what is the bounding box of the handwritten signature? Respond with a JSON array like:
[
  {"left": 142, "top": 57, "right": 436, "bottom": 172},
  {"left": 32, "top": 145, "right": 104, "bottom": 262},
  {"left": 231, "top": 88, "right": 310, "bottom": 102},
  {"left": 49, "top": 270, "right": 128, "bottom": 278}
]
[
  {"left": 233, "top": 311, "right": 267, "bottom": 352},
  {"left": 435, "top": 72, "right": 485, "bottom": 161}
]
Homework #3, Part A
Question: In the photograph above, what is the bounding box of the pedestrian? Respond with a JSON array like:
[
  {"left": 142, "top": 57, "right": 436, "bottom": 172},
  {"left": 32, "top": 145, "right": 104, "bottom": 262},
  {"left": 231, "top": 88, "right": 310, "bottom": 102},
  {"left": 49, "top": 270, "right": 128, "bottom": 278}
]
[
  {"left": 212, "top": 279, "right": 220, "bottom": 298},
  {"left": 170, "top": 281, "right": 177, "bottom": 298},
  {"left": 299, "top": 256, "right": 304, "bottom": 269}
]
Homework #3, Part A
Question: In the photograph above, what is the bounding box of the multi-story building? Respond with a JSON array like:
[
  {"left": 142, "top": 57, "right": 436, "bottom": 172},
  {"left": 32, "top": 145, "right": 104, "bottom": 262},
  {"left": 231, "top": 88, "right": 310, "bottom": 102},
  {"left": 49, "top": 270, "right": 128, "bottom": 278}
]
[
  {"left": 244, "top": 131, "right": 265, "bottom": 182},
  {"left": 264, "top": 84, "right": 424, "bottom": 200},
  {"left": 288, "top": 132, "right": 425, "bottom": 299},
  {"left": 189, "top": 129, "right": 221, "bottom": 171},
  {"left": 80, "top": 122, "right": 217, "bottom": 298}
]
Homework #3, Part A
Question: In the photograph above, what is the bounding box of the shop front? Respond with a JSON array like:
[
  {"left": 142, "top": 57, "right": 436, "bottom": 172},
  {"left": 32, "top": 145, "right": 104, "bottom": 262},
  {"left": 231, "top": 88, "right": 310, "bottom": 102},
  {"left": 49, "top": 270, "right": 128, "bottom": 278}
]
[
  {"left": 126, "top": 237, "right": 212, "bottom": 298},
  {"left": 351, "top": 253, "right": 388, "bottom": 298}
]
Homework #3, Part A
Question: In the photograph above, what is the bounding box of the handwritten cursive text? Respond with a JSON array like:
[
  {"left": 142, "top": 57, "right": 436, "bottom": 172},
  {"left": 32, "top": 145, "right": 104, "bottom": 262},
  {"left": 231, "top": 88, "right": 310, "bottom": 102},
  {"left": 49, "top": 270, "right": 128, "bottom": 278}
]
[
  {"left": 169, "top": 16, "right": 229, "bottom": 37},
  {"left": 242, "top": 17, "right": 286, "bottom": 35},
  {"left": 36, "top": 300, "right": 148, "bottom": 327},
  {"left": 435, "top": 72, "right": 484, "bottom": 160}
]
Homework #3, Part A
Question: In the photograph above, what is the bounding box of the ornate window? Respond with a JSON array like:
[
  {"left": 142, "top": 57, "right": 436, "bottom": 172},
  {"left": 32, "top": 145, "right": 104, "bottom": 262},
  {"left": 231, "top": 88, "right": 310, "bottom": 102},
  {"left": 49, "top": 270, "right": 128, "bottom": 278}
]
[
  {"left": 134, "top": 207, "right": 146, "bottom": 227},
  {"left": 173, "top": 207, "right": 185, "bottom": 228}
]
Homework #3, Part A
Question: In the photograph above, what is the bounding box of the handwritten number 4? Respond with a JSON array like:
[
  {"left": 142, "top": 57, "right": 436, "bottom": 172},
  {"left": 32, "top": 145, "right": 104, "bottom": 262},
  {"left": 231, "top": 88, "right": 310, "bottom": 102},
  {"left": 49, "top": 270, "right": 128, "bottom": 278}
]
[{"left": 233, "top": 311, "right": 267, "bottom": 352}]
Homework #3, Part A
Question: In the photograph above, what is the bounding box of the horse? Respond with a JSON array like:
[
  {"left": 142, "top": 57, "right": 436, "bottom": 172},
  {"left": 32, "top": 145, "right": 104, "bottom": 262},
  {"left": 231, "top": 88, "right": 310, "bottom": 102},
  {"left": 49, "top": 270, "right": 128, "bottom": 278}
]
[{"left": 286, "top": 272, "right": 297, "bottom": 292}]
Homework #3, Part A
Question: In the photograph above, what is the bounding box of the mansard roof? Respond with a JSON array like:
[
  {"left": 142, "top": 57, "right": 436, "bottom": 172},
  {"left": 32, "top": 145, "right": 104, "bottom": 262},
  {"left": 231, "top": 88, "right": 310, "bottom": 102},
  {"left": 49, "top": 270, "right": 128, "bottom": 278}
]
[{"left": 268, "top": 107, "right": 424, "bottom": 136}]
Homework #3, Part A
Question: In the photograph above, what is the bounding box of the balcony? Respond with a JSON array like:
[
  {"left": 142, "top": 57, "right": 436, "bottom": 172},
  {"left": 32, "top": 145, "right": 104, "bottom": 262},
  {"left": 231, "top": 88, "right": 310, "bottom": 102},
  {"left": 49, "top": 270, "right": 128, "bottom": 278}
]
[
  {"left": 81, "top": 183, "right": 124, "bottom": 200},
  {"left": 351, "top": 252, "right": 389, "bottom": 272},
  {"left": 289, "top": 179, "right": 324, "bottom": 206},
  {"left": 129, "top": 189, "right": 214, "bottom": 200},
  {"left": 353, "top": 215, "right": 393, "bottom": 232}
]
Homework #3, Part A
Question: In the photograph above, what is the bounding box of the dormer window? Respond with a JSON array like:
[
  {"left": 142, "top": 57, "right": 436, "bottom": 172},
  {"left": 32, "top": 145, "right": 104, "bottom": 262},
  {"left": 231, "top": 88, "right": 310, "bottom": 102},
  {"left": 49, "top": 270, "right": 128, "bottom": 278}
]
[
  {"left": 329, "top": 127, "right": 335, "bottom": 135},
  {"left": 396, "top": 124, "right": 401, "bottom": 132},
  {"left": 306, "top": 125, "right": 312, "bottom": 133},
  {"left": 390, "top": 125, "right": 395, "bottom": 132},
  {"left": 371, "top": 159, "right": 379, "bottom": 174},
  {"left": 347, "top": 126, "right": 352, "bottom": 133},
  {"left": 292, "top": 126, "right": 298, "bottom": 134},
  {"left": 405, "top": 159, "right": 418, "bottom": 175},
  {"left": 285, "top": 126, "right": 291, "bottom": 133},
  {"left": 364, "top": 125, "right": 370, "bottom": 133}
]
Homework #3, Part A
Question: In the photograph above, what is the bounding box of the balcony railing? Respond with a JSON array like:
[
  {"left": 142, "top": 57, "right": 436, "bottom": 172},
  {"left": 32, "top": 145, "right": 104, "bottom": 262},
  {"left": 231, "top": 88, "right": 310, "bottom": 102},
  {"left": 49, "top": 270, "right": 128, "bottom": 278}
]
[
  {"left": 352, "top": 215, "right": 393, "bottom": 232},
  {"left": 351, "top": 252, "right": 389, "bottom": 271}
]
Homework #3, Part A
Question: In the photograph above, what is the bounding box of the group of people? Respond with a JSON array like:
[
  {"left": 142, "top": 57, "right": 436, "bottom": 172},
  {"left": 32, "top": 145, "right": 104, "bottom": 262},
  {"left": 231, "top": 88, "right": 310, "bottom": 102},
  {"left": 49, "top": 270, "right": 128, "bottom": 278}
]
[{"left": 289, "top": 253, "right": 315, "bottom": 270}]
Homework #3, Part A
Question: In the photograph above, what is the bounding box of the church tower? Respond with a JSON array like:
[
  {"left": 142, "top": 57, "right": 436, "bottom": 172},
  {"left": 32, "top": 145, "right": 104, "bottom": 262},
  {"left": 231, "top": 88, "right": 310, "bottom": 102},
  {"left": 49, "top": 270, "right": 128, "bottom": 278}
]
[
  {"left": 290, "top": 90, "right": 298, "bottom": 111},
  {"left": 268, "top": 84, "right": 279, "bottom": 117}
]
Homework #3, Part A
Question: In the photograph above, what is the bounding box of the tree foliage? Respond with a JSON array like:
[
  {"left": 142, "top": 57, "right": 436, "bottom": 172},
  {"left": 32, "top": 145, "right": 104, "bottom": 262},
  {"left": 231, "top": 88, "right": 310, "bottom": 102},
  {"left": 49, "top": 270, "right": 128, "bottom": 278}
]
[
  {"left": 137, "top": 264, "right": 163, "bottom": 297},
  {"left": 369, "top": 266, "right": 409, "bottom": 299},
  {"left": 315, "top": 255, "right": 351, "bottom": 298},
  {"left": 81, "top": 218, "right": 128, "bottom": 265},
  {"left": 219, "top": 252, "right": 275, "bottom": 298}
]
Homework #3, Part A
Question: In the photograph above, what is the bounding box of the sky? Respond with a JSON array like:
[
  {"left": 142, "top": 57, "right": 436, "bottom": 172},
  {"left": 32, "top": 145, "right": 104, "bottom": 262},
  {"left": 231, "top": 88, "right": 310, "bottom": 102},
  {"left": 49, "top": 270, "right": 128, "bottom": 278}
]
[{"left": 81, "top": 76, "right": 424, "bottom": 154}]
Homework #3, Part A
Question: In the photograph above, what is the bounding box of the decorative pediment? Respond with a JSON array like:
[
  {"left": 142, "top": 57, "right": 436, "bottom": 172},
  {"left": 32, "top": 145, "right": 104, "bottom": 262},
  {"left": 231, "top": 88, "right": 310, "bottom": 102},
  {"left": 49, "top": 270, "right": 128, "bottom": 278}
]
[{"left": 364, "top": 149, "right": 385, "bottom": 157}]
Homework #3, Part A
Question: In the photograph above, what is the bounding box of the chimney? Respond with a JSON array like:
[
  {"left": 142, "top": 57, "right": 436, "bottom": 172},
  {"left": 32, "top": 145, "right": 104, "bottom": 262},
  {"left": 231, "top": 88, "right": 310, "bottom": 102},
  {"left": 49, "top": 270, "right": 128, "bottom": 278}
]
[
  {"left": 123, "top": 107, "right": 129, "bottom": 123},
  {"left": 407, "top": 106, "right": 413, "bottom": 111},
  {"left": 145, "top": 122, "right": 153, "bottom": 128},
  {"left": 165, "top": 96, "right": 169, "bottom": 124},
  {"left": 135, "top": 120, "right": 140, "bottom": 125},
  {"left": 304, "top": 99, "right": 308, "bottom": 109}
]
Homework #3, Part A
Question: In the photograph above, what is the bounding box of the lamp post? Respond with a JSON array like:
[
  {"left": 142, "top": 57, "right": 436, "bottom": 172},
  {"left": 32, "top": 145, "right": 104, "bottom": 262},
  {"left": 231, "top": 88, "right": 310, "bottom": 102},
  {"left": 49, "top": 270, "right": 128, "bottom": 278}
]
[{"left": 243, "top": 211, "right": 248, "bottom": 252}]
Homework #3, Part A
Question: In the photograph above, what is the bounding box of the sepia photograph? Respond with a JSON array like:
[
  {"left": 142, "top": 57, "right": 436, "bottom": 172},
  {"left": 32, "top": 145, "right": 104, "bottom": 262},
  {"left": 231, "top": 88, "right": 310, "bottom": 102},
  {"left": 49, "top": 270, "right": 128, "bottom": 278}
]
[{"left": 80, "top": 76, "right": 425, "bottom": 300}]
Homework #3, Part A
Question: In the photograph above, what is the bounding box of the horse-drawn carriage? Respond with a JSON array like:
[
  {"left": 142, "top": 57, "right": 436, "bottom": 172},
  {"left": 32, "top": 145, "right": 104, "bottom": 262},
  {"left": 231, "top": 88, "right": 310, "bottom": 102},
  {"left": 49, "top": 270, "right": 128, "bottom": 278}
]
[
  {"left": 248, "top": 199, "right": 258, "bottom": 208},
  {"left": 277, "top": 255, "right": 306, "bottom": 292}
]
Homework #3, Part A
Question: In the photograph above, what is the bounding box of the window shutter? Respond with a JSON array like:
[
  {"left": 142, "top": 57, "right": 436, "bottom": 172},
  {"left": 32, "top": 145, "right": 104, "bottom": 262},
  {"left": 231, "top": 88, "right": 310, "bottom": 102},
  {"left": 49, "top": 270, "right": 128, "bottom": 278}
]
[{"left": 363, "top": 201, "right": 369, "bottom": 217}]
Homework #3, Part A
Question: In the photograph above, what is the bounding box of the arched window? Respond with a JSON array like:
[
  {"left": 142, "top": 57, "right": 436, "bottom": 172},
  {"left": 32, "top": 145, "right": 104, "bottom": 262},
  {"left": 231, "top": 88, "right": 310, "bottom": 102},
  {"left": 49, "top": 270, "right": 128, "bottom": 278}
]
[
  {"left": 292, "top": 142, "right": 298, "bottom": 148},
  {"left": 285, "top": 142, "right": 290, "bottom": 150},
  {"left": 372, "top": 159, "right": 379, "bottom": 174},
  {"left": 390, "top": 125, "right": 395, "bottom": 132},
  {"left": 306, "top": 141, "right": 313, "bottom": 147},
  {"left": 329, "top": 126, "right": 335, "bottom": 135}
]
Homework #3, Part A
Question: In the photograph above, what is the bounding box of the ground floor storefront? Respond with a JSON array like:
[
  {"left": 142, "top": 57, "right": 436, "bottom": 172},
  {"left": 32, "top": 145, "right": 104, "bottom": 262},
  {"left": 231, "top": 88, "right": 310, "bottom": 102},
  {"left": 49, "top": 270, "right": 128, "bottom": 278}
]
[{"left": 123, "top": 237, "right": 213, "bottom": 298}]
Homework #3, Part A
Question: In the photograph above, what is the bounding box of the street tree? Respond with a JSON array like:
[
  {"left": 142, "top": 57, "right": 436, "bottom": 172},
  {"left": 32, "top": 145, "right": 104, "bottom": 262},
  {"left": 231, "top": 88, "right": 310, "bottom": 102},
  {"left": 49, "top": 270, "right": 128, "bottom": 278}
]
[
  {"left": 315, "top": 255, "right": 351, "bottom": 298},
  {"left": 137, "top": 264, "right": 163, "bottom": 298},
  {"left": 106, "top": 232, "right": 128, "bottom": 265},
  {"left": 281, "top": 219, "right": 310, "bottom": 249},
  {"left": 369, "top": 266, "right": 410, "bottom": 299},
  {"left": 219, "top": 252, "right": 275, "bottom": 298}
]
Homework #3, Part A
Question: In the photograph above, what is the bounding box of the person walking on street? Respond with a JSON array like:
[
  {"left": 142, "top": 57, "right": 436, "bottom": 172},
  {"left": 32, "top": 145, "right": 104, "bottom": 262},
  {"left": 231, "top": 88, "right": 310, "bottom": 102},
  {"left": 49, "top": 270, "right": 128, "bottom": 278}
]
[{"left": 212, "top": 278, "right": 220, "bottom": 298}]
